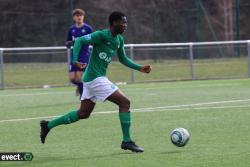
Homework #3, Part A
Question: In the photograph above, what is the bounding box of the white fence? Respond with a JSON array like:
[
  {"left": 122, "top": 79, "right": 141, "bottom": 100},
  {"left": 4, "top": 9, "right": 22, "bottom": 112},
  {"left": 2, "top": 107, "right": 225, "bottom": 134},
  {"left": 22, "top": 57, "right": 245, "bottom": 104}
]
[{"left": 0, "top": 40, "right": 250, "bottom": 89}]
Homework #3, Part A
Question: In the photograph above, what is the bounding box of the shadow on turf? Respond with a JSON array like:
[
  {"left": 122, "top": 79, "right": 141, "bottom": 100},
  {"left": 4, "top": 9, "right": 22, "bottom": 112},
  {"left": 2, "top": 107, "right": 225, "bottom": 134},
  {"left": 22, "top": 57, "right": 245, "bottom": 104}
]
[
  {"left": 158, "top": 150, "right": 184, "bottom": 154},
  {"left": 12, "top": 152, "right": 136, "bottom": 167}
]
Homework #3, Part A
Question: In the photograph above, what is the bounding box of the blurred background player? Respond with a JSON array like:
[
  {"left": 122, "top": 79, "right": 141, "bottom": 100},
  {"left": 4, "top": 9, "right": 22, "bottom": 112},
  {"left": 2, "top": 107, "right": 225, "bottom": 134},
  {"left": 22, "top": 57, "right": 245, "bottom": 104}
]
[{"left": 66, "top": 8, "right": 93, "bottom": 97}]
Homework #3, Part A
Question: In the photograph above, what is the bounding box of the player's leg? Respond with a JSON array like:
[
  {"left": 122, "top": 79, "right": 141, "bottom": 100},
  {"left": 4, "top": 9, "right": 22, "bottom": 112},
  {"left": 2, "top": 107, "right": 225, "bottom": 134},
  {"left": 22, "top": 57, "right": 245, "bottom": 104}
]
[
  {"left": 40, "top": 99, "right": 95, "bottom": 144},
  {"left": 107, "top": 90, "right": 131, "bottom": 141},
  {"left": 68, "top": 71, "right": 76, "bottom": 82},
  {"left": 48, "top": 99, "right": 95, "bottom": 129},
  {"left": 68, "top": 63, "right": 83, "bottom": 97},
  {"left": 75, "top": 70, "right": 84, "bottom": 96},
  {"left": 107, "top": 90, "right": 144, "bottom": 152}
]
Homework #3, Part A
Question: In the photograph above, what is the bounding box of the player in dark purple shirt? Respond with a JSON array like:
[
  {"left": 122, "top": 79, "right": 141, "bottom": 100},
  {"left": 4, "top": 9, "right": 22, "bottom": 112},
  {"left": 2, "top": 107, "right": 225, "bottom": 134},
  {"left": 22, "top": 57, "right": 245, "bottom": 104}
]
[{"left": 66, "top": 9, "right": 93, "bottom": 97}]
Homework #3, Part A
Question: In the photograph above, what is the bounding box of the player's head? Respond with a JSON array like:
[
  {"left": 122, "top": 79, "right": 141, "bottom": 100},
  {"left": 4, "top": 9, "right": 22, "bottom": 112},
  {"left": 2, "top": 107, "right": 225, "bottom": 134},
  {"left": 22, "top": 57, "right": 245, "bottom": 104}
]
[
  {"left": 109, "top": 11, "right": 127, "bottom": 34},
  {"left": 72, "top": 9, "right": 85, "bottom": 25}
]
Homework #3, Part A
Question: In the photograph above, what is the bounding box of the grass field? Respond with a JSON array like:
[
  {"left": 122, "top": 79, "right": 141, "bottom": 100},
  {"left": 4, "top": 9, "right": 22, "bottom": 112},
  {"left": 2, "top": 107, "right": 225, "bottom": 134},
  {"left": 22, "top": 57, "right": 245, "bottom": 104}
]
[
  {"left": 1, "top": 79, "right": 250, "bottom": 167},
  {"left": 3, "top": 56, "right": 248, "bottom": 88}
]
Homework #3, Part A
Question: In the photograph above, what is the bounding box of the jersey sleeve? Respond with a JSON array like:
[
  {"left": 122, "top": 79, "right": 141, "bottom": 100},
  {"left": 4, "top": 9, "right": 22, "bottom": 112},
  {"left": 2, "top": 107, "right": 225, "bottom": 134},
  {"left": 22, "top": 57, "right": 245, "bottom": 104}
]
[
  {"left": 88, "top": 25, "right": 94, "bottom": 34},
  {"left": 66, "top": 28, "right": 72, "bottom": 42},
  {"left": 117, "top": 37, "right": 141, "bottom": 71},
  {"left": 72, "top": 31, "right": 102, "bottom": 64}
]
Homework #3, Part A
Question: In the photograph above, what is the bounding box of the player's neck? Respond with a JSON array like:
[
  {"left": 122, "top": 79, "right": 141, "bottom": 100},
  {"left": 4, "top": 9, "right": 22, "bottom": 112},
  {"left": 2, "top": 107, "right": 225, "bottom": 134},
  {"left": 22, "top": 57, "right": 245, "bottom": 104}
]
[
  {"left": 109, "top": 27, "right": 118, "bottom": 37},
  {"left": 75, "top": 22, "right": 84, "bottom": 28}
]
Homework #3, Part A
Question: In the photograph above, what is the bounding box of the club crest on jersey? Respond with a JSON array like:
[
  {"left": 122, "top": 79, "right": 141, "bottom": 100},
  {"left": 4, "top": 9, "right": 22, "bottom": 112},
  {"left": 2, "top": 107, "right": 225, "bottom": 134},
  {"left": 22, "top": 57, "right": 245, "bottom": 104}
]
[
  {"left": 99, "top": 52, "right": 111, "bottom": 63},
  {"left": 84, "top": 34, "right": 91, "bottom": 40},
  {"left": 82, "top": 29, "right": 86, "bottom": 33}
]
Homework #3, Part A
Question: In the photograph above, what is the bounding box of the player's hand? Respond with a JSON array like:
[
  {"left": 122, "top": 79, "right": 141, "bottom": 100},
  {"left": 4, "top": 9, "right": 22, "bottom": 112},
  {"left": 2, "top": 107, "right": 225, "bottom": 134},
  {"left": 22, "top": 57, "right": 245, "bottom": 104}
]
[
  {"left": 66, "top": 41, "right": 73, "bottom": 48},
  {"left": 140, "top": 65, "right": 151, "bottom": 74},
  {"left": 75, "top": 62, "right": 87, "bottom": 69}
]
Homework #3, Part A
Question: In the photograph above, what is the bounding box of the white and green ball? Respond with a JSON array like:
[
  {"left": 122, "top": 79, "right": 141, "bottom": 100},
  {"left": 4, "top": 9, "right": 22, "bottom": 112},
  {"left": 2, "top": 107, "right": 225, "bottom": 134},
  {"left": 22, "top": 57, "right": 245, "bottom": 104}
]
[{"left": 170, "top": 128, "right": 190, "bottom": 147}]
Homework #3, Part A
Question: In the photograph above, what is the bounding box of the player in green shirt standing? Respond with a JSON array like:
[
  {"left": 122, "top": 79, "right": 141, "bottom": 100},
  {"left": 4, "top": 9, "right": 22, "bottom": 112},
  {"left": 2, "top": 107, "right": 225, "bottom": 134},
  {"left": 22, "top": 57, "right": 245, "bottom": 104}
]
[{"left": 40, "top": 11, "right": 151, "bottom": 153}]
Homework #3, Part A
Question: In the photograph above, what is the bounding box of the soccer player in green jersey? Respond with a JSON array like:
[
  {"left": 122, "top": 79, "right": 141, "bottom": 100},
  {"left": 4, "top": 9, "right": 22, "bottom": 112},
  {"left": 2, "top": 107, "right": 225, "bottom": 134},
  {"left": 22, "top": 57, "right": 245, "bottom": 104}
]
[{"left": 40, "top": 11, "right": 151, "bottom": 153}]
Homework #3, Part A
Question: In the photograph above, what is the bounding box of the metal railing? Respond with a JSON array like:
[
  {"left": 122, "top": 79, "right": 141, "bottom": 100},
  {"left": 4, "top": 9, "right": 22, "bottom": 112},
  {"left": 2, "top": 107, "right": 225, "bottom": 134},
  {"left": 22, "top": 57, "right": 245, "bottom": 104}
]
[{"left": 0, "top": 40, "right": 250, "bottom": 89}]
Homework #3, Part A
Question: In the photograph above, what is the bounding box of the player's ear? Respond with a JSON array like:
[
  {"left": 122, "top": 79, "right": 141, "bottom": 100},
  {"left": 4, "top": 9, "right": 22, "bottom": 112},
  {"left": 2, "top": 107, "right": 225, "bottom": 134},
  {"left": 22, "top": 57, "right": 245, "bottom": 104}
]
[
  {"left": 111, "top": 21, "right": 116, "bottom": 27},
  {"left": 112, "top": 20, "right": 120, "bottom": 26}
]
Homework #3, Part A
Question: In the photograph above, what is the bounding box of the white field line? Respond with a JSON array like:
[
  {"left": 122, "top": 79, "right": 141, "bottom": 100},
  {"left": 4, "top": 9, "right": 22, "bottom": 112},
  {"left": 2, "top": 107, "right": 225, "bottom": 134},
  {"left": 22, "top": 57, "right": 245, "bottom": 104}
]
[
  {"left": 0, "top": 91, "right": 72, "bottom": 97},
  {"left": 0, "top": 83, "right": 240, "bottom": 97},
  {"left": 131, "top": 98, "right": 250, "bottom": 111},
  {"left": 1, "top": 99, "right": 250, "bottom": 123},
  {"left": 96, "top": 104, "right": 250, "bottom": 114},
  {"left": 0, "top": 115, "right": 60, "bottom": 123}
]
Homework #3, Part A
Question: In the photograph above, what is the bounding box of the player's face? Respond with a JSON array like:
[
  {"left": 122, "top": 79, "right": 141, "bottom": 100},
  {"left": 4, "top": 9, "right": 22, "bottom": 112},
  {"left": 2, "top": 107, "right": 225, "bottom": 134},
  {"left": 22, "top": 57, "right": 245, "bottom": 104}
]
[
  {"left": 73, "top": 14, "right": 84, "bottom": 24},
  {"left": 114, "top": 16, "right": 127, "bottom": 34}
]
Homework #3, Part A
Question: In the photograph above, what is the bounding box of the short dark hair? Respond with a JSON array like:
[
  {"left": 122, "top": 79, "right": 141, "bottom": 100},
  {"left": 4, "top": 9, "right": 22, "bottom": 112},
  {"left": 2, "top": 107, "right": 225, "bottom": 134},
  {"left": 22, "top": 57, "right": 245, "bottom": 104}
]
[
  {"left": 72, "top": 9, "right": 85, "bottom": 16},
  {"left": 109, "top": 11, "right": 125, "bottom": 25}
]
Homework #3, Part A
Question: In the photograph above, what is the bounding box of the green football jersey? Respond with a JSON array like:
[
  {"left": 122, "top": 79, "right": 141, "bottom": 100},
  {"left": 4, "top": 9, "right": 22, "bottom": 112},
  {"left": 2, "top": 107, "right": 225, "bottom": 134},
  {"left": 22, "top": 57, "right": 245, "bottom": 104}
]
[{"left": 73, "top": 29, "right": 141, "bottom": 82}]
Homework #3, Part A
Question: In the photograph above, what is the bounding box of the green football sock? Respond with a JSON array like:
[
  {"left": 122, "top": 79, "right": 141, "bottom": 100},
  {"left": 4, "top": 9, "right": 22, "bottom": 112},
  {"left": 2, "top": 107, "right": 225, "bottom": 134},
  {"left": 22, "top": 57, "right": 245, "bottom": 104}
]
[
  {"left": 48, "top": 110, "right": 80, "bottom": 129},
  {"left": 119, "top": 111, "right": 132, "bottom": 142}
]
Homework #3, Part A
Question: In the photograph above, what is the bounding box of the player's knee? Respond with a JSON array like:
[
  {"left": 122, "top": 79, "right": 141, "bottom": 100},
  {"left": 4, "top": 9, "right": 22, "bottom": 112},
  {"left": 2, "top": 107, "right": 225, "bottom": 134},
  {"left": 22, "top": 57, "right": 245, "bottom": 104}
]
[
  {"left": 77, "top": 110, "right": 91, "bottom": 119},
  {"left": 73, "top": 77, "right": 81, "bottom": 83},
  {"left": 75, "top": 75, "right": 82, "bottom": 82},
  {"left": 69, "top": 75, "right": 80, "bottom": 83},
  {"left": 70, "top": 78, "right": 77, "bottom": 84},
  {"left": 69, "top": 75, "right": 76, "bottom": 82},
  {"left": 120, "top": 98, "right": 130, "bottom": 110},
  {"left": 70, "top": 79, "right": 82, "bottom": 86}
]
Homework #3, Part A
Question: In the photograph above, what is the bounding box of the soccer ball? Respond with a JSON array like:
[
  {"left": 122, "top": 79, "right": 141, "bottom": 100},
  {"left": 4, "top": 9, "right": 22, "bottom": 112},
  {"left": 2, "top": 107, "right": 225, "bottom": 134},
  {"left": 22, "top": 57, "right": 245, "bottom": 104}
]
[{"left": 170, "top": 128, "right": 190, "bottom": 147}]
